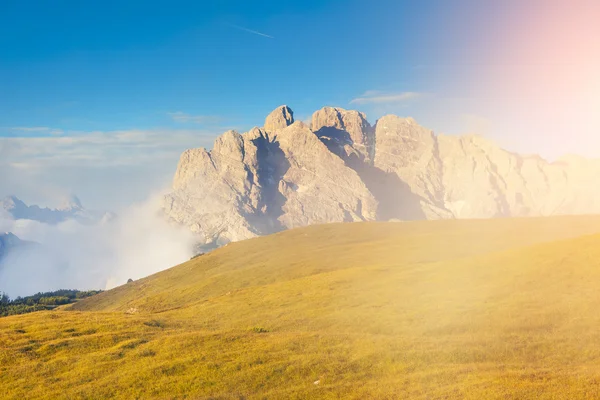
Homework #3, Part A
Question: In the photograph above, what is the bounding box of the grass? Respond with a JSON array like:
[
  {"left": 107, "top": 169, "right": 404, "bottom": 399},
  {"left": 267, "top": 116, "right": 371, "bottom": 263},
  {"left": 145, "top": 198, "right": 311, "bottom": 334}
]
[{"left": 3, "top": 216, "right": 600, "bottom": 398}]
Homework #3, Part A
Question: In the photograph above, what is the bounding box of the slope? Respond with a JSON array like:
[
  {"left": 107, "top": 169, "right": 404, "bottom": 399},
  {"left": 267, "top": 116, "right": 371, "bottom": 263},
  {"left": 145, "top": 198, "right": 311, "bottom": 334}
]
[
  {"left": 3, "top": 216, "right": 600, "bottom": 399},
  {"left": 72, "top": 215, "right": 600, "bottom": 313}
]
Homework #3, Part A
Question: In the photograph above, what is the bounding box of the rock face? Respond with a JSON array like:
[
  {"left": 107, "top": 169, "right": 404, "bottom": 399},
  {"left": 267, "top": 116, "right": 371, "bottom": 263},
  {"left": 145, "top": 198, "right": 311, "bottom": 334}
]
[
  {"left": 264, "top": 105, "right": 294, "bottom": 133},
  {"left": 163, "top": 119, "right": 376, "bottom": 246},
  {"left": 0, "top": 195, "right": 115, "bottom": 225},
  {"left": 312, "top": 106, "right": 374, "bottom": 165},
  {"left": 273, "top": 122, "right": 376, "bottom": 229},
  {"left": 372, "top": 116, "right": 449, "bottom": 219},
  {"left": 163, "top": 105, "right": 600, "bottom": 246}
]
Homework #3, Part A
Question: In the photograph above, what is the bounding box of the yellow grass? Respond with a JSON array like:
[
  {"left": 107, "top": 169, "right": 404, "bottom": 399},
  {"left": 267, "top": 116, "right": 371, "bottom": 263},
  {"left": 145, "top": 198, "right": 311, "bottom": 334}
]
[{"left": 3, "top": 216, "right": 600, "bottom": 399}]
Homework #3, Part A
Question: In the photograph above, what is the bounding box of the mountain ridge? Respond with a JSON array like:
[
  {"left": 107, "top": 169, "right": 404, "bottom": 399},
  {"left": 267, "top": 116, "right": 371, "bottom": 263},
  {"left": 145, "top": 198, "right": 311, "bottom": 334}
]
[
  {"left": 0, "top": 195, "right": 115, "bottom": 225},
  {"left": 162, "top": 105, "right": 600, "bottom": 247}
]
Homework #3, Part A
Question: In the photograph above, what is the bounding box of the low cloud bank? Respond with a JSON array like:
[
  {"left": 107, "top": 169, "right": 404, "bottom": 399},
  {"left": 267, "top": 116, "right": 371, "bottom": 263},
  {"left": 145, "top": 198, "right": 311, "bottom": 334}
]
[{"left": 0, "top": 194, "right": 196, "bottom": 298}]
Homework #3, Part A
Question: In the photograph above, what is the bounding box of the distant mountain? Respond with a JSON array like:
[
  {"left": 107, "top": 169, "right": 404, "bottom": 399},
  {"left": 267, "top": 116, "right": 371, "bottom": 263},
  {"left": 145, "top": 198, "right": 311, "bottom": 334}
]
[
  {"left": 0, "top": 195, "right": 115, "bottom": 225},
  {"left": 162, "top": 105, "right": 600, "bottom": 247},
  {"left": 0, "top": 232, "right": 36, "bottom": 262},
  {"left": 0, "top": 231, "right": 70, "bottom": 296}
]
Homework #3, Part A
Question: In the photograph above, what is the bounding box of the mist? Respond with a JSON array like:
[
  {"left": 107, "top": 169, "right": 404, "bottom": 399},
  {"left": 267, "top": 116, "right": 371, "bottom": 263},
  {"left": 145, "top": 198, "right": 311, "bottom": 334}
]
[{"left": 0, "top": 193, "right": 197, "bottom": 298}]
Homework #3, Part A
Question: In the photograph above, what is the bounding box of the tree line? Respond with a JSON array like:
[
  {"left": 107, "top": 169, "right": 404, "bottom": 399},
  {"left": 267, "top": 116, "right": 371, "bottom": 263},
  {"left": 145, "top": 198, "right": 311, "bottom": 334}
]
[{"left": 0, "top": 289, "right": 102, "bottom": 317}]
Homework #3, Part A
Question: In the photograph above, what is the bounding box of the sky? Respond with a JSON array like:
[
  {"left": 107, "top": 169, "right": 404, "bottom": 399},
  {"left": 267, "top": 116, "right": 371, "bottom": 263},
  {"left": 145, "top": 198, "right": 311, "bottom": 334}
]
[{"left": 1, "top": 0, "right": 599, "bottom": 210}]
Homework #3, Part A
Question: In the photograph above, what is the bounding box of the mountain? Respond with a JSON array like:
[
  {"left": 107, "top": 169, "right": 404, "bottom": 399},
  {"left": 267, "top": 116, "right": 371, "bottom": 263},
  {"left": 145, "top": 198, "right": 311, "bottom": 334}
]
[
  {"left": 0, "top": 195, "right": 115, "bottom": 225},
  {"left": 0, "top": 232, "right": 34, "bottom": 262},
  {"left": 5, "top": 216, "right": 600, "bottom": 398},
  {"left": 0, "top": 230, "right": 73, "bottom": 297},
  {"left": 162, "top": 105, "right": 600, "bottom": 246}
]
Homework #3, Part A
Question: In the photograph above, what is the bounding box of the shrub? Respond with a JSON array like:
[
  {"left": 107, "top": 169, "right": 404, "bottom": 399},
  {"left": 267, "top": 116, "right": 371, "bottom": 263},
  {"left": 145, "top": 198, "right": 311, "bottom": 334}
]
[{"left": 143, "top": 320, "right": 165, "bottom": 328}]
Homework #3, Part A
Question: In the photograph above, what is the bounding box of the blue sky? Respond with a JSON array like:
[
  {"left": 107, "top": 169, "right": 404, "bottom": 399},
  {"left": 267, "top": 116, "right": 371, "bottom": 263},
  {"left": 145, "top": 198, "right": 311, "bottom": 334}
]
[
  {"left": 0, "top": 0, "right": 467, "bottom": 133},
  {"left": 1, "top": 0, "right": 598, "bottom": 209}
]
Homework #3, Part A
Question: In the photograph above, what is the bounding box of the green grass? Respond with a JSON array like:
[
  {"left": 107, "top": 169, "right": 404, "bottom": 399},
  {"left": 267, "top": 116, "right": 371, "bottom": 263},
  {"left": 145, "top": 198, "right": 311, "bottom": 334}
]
[{"left": 4, "top": 216, "right": 600, "bottom": 399}]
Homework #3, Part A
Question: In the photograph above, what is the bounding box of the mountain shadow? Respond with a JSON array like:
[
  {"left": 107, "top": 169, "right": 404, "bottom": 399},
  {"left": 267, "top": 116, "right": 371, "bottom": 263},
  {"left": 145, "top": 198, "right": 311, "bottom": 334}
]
[
  {"left": 246, "top": 135, "right": 291, "bottom": 234},
  {"left": 354, "top": 163, "right": 426, "bottom": 221},
  {"left": 314, "top": 127, "right": 425, "bottom": 221}
]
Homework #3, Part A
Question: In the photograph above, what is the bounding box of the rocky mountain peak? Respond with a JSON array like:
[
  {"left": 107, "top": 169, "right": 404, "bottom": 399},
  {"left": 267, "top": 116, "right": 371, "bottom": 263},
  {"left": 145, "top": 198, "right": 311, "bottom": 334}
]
[
  {"left": 162, "top": 104, "right": 600, "bottom": 248},
  {"left": 312, "top": 106, "right": 373, "bottom": 163},
  {"left": 1, "top": 196, "right": 26, "bottom": 212},
  {"left": 0, "top": 232, "right": 20, "bottom": 245},
  {"left": 264, "top": 105, "right": 294, "bottom": 133},
  {"left": 58, "top": 195, "right": 83, "bottom": 211},
  {"left": 213, "top": 130, "right": 245, "bottom": 161}
]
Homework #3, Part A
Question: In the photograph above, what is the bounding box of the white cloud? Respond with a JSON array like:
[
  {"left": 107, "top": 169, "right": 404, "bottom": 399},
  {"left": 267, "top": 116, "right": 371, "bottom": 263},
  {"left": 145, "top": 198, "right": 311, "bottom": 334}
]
[
  {"left": 0, "top": 127, "right": 217, "bottom": 210},
  {"left": 0, "top": 127, "right": 206, "bottom": 295},
  {"left": 1, "top": 128, "right": 215, "bottom": 168},
  {"left": 168, "top": 111, "right": 220, "bottom": 124},
  {"left": 8, "top": 126, "right": 64, "bottom": 135},
  {"left": 0, "top": 193, "right": 197, "bottom": 296},
  {"left": 350, "top": 91, "right": 425, "bottom": 105}
]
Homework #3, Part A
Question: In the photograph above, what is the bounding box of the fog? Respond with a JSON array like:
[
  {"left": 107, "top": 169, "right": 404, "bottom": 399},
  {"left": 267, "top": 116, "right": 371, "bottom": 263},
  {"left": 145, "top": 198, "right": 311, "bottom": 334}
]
[{"left": 0, "top": 193, "right": 196, "bottom": 298}]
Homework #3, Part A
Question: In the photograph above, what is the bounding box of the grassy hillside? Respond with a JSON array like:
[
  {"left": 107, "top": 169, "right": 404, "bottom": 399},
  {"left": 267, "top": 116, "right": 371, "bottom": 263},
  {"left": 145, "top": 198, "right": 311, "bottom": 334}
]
[{"left": 3, "top": 216, "right": 600, "bottom": 399}]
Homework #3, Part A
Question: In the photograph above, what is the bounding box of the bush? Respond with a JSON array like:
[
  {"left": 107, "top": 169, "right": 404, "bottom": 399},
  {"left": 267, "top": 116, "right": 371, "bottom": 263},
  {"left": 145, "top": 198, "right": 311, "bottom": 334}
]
[{"left": 143, "top": 320, "right": 166, "bottom": 328}]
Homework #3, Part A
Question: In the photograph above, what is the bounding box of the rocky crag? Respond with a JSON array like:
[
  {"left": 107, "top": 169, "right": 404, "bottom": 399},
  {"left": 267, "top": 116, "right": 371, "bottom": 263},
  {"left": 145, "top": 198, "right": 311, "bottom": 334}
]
[{"left": 163, "top": 105, "right": 600, "bottom": 246}]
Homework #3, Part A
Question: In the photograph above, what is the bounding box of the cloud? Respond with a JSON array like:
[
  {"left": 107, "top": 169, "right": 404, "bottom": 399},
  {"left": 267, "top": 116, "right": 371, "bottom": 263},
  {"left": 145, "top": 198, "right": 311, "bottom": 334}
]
[
  {"left": 226, "top": 23, "right": 274, "bottom": 39},
  {"left": 0, "top": 127, "right": 218, "bottom": 210},
  {"left": 0, "top": 127, "right": 208, "bottom": 296},
  {"left": 0, "top": 193, "right": 197, "bottom": 297},
  {"left": 1, "top": 128, "right": 215, "bottom": 169},
  {"left": 7, "top": 127, "right": 64, "bottom": 136},
  {"left": 168, "top": 112, "right": 221, "bottom": 124},
  {"left": 350, "top": 91, "right": 425, "bottom": 105}
]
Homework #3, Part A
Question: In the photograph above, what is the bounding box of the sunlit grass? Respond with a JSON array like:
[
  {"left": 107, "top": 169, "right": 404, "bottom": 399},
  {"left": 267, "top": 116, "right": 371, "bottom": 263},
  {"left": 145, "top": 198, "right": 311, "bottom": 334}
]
[{"left": 3, "top": 216, "right": 600, "bottom": 399}]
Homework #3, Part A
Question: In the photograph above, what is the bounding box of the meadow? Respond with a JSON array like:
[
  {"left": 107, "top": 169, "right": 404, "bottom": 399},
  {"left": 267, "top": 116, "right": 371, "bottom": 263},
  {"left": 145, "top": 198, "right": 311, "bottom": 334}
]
[{"left": 4, "top": 216, "right": 600, "bottom": 399}]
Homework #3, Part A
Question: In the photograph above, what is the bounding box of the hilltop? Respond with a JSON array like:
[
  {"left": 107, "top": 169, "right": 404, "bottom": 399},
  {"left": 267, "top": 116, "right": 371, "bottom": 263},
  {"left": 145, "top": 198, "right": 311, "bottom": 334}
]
[
  {"left": 3, "top": 216, "right": 600, "bottom": 398},
  {"left": 162, "top": 105, "right": 600, "bottom": 247}
]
